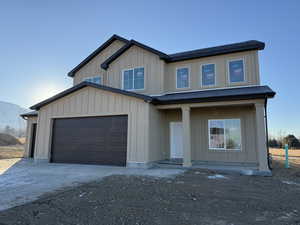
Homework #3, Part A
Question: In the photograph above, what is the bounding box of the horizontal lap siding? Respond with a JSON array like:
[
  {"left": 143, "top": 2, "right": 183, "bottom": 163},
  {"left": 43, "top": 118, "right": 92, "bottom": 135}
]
[{"left": 35, "top": 87, "right": 149, "bottom": 163}]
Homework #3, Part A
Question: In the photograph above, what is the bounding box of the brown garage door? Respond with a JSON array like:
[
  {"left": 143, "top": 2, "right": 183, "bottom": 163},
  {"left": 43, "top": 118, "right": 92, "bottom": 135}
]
[{"left": 51, "top": 115, "right": 127, "bottom": 166}]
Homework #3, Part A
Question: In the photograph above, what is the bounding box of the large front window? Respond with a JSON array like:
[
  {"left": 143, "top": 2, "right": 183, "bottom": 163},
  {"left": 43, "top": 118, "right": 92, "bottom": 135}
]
[
  {"left": 176, "top": 67, "right": 189, "bottom": 88},
  {"left": 228, "top": 59, "right": 245, "bottom": 83},
  {"left": 123, "top": 67, "right": 144, "bottom": 90},
  {"left": 208, "top": 119, "right": 241, "bottom": 150}
]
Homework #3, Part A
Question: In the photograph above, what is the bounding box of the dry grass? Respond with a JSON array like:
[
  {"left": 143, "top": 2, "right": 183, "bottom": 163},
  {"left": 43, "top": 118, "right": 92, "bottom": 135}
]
[
  {"left": 270, "top": 148, "right": 300, "bottom": 157},
  {"left": 0, "top": 145, "right": 25, "bottom": 159},
  {"left": 18, "top": 137, "right": 26, "bottom": 145},
  {"left": 270, "top": 148, "right": 300, "bottom": 179}
]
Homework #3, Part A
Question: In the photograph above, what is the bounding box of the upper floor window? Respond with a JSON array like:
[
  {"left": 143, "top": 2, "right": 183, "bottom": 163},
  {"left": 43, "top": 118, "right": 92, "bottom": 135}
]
[
  {"left": 84, "top": 76, "right": 101, "bottom": 84},
  {"left": 208, "top": 119, "right": 241, "bottom": 151},
  {"left": 201, "top": 64, "right": 216, "bottom": 86},
  {"left": 123, "top": 67, "right": 145, "bottom": 90},
  {"left": 176, "top": 67, "right": 189, "bottom": 89},
  {"left": 228, "top": 59, "right": 245, "bottom": 83}
]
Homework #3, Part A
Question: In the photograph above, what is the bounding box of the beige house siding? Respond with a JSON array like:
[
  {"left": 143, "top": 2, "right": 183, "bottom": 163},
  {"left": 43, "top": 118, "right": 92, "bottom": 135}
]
[
  {"left": 73, "top": 40, "right": 126, "bottom": 85},
  {"left": 190, "top": 106, "right": 258, "bottom": 164},
  {"left": 164, "top": 50, "right": 260, "bottom": 93},
  {"left": 160, "top": 105, "right": 258, "bottom": 164},
  {"left": 72, "top": 43, "right": 260, "bottom": 95},
  {"left": 106, "top": 45, "right": 165, "bottom": 95},
  {"left": 148, "top": 105, "right": 165, "bottom": 161},
  {"left": 34, "top": 86, "right": 150, "bottom": 164},
  {"left": 24, "top": 116, "right": 38, "bottom": 158}
]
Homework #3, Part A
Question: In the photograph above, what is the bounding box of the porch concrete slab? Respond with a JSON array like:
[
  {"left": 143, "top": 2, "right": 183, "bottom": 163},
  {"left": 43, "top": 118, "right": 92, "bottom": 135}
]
[{"left": 0, "top": 158, "right": 184, "bottom": 211}]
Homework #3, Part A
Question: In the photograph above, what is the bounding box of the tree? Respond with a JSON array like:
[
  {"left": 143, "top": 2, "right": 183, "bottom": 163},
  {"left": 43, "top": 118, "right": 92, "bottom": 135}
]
[
  {"left": 268, "top": 138, "right": 279, "bottom": 148},
  {"left": 283, "top": 134, "right": 300, "bottom": 149}
]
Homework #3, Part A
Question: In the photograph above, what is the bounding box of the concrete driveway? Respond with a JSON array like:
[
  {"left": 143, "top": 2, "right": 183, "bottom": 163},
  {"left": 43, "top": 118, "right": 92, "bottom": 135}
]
[{"left": 0, "top": 158, "right": 183, "bottom": 211}]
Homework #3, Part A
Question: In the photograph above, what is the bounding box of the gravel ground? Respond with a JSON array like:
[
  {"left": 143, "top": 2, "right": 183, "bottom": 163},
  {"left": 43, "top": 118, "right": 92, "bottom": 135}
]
[
  {"left": 0, "top": 159, "right": 183, "bottom": 211},
  {"left": 1, "top": 166, "right": 300, "bottom": 225}
]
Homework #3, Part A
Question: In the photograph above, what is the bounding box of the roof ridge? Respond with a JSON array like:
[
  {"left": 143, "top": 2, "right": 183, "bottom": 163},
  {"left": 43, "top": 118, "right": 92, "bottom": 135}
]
[{"left": 168, "top": 40, "right": 263, "bottom": 57}]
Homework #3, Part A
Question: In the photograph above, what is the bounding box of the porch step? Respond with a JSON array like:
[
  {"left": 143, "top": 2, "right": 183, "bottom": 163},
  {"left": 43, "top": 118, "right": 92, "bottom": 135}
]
[
  {"left": 152, "top": 160, "right": 270, "bottom": 176},
  {"left": 153, "top": 159, "right": 183, "bottom": 169}
]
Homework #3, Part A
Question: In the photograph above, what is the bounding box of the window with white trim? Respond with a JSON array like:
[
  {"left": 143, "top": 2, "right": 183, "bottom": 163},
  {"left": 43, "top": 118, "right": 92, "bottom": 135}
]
[
  {"left": 208, "top": 119, "right": 241, "bottom": 151},
  {"left": 84, "top": 76, "right": 101, "bottom": 84},
  {"left": 201, "top": 64, "right": 215, "bottom": 86},
  {"left": 228, "top": 59, "right": 245, "bottom": 83},
  {"left": 123, "top": 67, "right": 144, "bottom": 90},
  {"left": 176, "top": 67, "right": 189, "bottom": 88}
]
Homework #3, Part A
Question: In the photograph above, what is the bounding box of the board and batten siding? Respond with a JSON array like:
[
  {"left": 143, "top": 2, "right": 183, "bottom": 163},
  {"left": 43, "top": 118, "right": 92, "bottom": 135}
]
[
  {"left": 34, "top": 86, "right": 150, "bottom": 164},
  {"left": 106, "top": 45, "right": 165, "bottom": 95},
  {"left": 160, "top": 105, "right": 258, "bottom": 164},
  {"left": 148, "top": 105, "right": 165, "bottom": 161},
  {"left": 73, "top": 40, "right": 126, "bottom": 86},
  {"left": 24, "top": 116, "right": 37, "bottom": 157},
  {"left": 164, "top": 50, "right": 260, "bottom": 93},
  {"left": 72, "top": 41, "right": 260, "bottom": 95},
  {"left": 190, "top": 106, "right": 258, "bottom": 164}
]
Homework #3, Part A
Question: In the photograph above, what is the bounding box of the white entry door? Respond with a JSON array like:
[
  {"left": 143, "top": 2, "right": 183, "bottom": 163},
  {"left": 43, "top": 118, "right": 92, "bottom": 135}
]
[{"left": 170, "top": 122, "right": 183, "bottom": 158}]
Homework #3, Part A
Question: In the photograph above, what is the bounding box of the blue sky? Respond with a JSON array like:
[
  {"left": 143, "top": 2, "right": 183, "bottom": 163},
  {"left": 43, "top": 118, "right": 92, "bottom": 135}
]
[{"left": 0, "top": 0, "right": 299, "bottom": 137}]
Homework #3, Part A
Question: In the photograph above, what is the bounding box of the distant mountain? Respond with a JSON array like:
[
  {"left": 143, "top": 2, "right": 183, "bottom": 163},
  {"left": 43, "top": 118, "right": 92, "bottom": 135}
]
[{"left": 0, "top": 101, "right": 29, "bottom": 131}]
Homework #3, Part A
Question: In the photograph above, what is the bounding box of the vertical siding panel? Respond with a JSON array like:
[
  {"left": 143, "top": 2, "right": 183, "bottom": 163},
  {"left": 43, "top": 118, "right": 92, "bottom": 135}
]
[
  {"left": 75, "top": 91, "right": 81, "bottom": 114},
  {"left": 82, "top": 89, "right": 89, "bottom": 114},
  {"left": 34, "top": 86, "right": 151, "bottom": 164},
  {"left": 88, "top": 88, "right": 94, "bottom": 114},
  {"left": 73, "top": 40, "right": 126, "bottom": 85}
]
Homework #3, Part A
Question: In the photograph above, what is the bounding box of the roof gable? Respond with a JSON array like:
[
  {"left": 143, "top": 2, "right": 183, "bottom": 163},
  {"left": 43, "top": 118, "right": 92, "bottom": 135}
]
[
  {"left": 30, "top": 82, "right": 152, "bottom": 110},
  {"left": 68, "top": 34, "right": 129, "bottom": 77},
  {"left": 101, "top": 39, "right": 265, "bottom": 70},
  {"left": 101, "top": 40, "right": 169, "bottom": 70}
]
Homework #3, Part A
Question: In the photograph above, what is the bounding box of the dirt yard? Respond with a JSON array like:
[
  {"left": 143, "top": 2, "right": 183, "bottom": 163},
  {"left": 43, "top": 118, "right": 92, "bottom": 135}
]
[
  {"left": 0, "top": 154, "right": 300, "bottom": 225},
  {"left": 0, "top": 145, "right": 24, "bottom": 159},
  {"left": 0, "top": 148, "right": 299, "bottom": 225}
]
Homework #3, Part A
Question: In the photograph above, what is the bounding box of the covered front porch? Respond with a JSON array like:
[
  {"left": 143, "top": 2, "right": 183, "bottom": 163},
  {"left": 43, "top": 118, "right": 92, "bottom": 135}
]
[{"left": 151, "top": 99, "right": 270, "bottom": 173}]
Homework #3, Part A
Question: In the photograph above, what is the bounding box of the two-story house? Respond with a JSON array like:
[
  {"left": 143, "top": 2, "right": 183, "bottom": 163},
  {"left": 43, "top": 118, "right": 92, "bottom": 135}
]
[{"left": 21, "top": 34, "right": 275, "bottom": 175}]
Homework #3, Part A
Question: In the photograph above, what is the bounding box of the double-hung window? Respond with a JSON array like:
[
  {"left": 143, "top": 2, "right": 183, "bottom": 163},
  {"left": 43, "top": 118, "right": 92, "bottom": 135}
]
[
  {"left": 176, "top": 67, "right": 189, "bottom": 89},
  {"left": 228, "top": 59, "right": 245, "bottom": 83},
  {"left": 84, "top": 76, "right": 101, "bottom": 84},
  {"left": 208, "top": 119, "right": 241, "bottom": 151},
  {"left": 201, "top": 64, "right": 216, "bottom": 86},
  {"left": 123, "top": 67, "right": 144, "bottom": 90}
]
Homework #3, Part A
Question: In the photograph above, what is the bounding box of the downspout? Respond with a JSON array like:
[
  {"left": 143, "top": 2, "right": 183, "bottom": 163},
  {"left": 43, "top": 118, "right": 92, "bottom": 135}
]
[{"left": 264, "top": 97, "right": 271, "bottom": 170}]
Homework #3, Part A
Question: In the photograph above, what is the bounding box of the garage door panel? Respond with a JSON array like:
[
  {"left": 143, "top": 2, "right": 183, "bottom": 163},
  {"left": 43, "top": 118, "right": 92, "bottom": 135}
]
[{"left": 51, "top": 115, "right": 127, "bottom": 166}]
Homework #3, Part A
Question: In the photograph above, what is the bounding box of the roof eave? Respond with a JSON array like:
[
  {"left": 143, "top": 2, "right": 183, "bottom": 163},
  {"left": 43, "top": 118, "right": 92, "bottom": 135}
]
[
  {"left": 30, "top": 82, "right": 153, "bottom": 110},
  {"left": 166, "top": 42, "right": 265, "bottom": 63},
  {"left": 152, "top": 92, "right": 275, "bottom": 105},
  {"left": 68, "top": 34, "right": 129, "bottom": 77}
]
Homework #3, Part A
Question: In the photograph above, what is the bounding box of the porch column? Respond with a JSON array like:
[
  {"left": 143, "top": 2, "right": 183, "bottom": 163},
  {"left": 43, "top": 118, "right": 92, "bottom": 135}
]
[
  {"left": 181, "top": 106, "right": 192, "bottom": 167},
  {"left": 255, "top": 103, "right": 269, "bottom": 172}
]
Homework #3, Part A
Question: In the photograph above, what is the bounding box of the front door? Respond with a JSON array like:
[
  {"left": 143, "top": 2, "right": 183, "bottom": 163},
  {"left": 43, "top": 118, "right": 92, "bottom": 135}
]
[{"left": 170, "top": 122, "right": 183, "bottom": 158}]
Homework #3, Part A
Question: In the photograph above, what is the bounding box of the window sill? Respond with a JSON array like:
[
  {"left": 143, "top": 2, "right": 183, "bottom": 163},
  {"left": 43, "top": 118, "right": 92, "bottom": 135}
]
[{"left": 209, "top": 148, "right": 242, "bottom": 152}]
